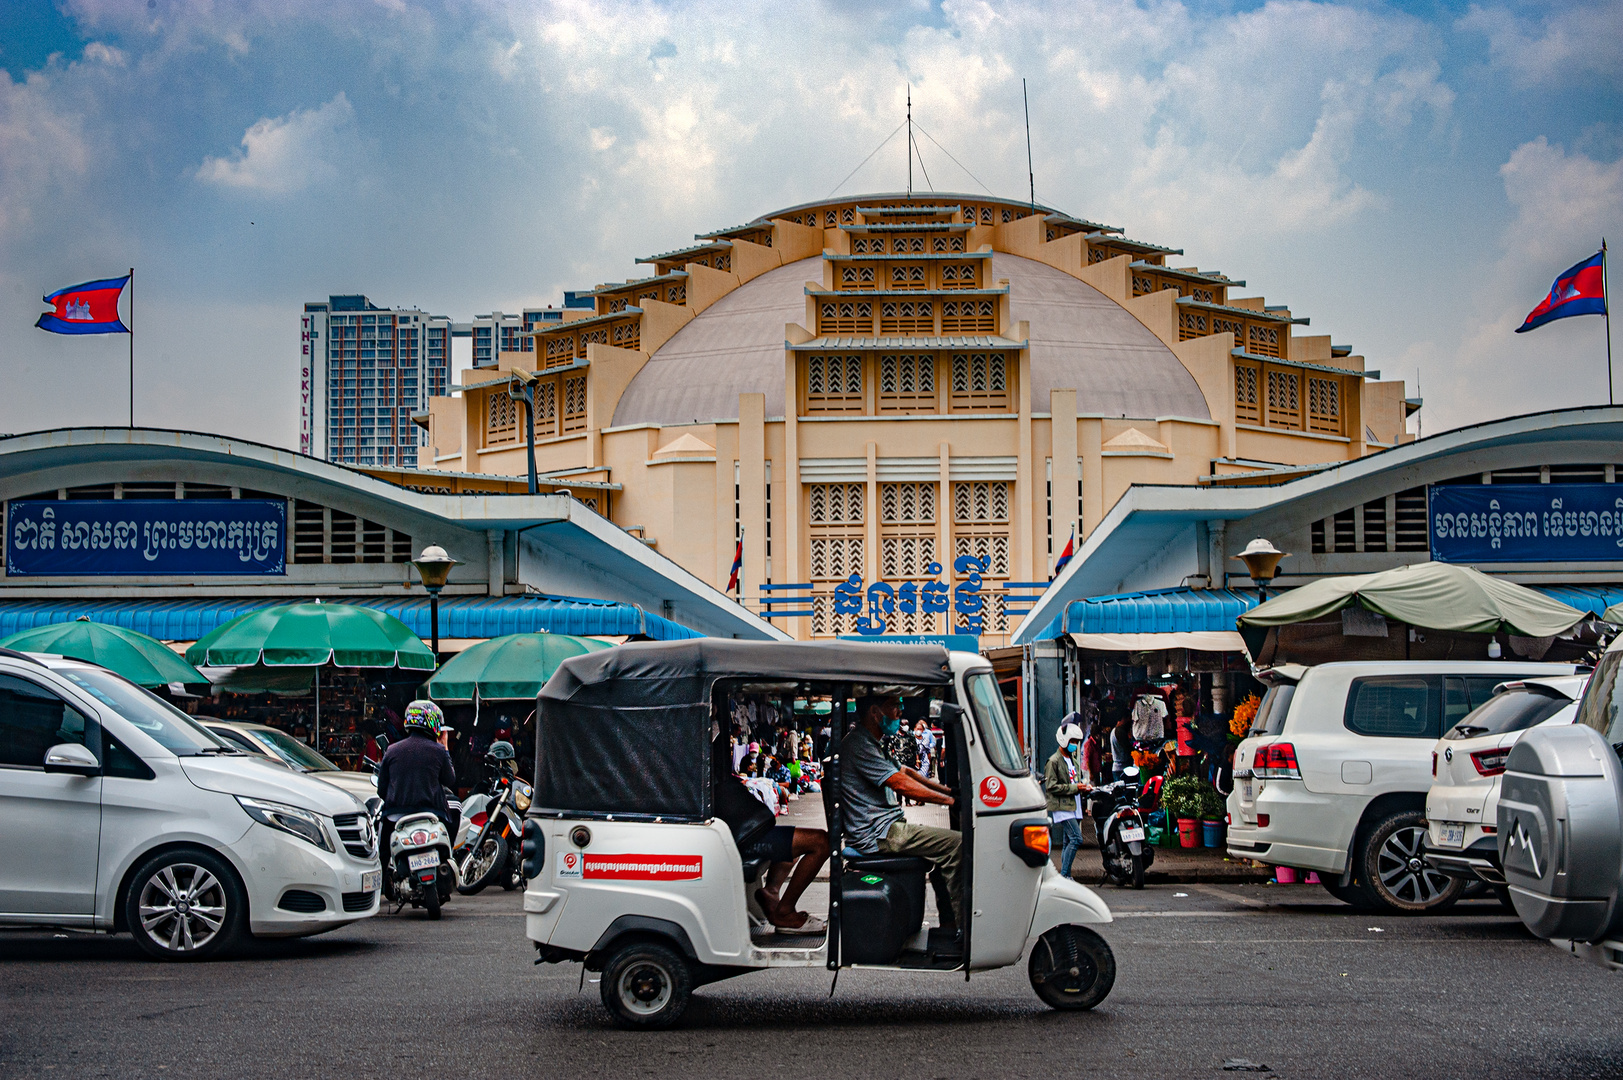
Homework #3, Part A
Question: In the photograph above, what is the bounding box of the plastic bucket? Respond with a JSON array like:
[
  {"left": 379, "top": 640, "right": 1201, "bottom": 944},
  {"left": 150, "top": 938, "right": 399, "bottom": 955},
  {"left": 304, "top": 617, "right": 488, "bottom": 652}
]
[
  {"left": 1201, "top": 820, "right": 1224, "bottom": 847},
  {"left": 1275, "top": 866, "right": 1298, "bottom": 884},
  {"left": 1177, "top": 818, "right": 1198, "bottom": 848}
]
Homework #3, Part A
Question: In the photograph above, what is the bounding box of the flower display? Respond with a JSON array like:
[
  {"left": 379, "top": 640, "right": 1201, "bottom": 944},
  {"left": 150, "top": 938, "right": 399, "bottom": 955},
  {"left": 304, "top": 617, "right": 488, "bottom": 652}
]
[{"left": 1230, "top": 694, "right": 1261, "bottom": 738}]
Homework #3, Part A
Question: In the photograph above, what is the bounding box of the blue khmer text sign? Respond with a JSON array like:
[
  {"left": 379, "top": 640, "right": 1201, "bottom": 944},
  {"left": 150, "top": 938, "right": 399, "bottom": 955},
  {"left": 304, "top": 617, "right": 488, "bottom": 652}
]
[
  {"left": 832, "top": 556, "right": 991, "bottom": 635},
  {"left": 7, "top": 499, "right": 287, "bottom": 576},
  {"left": 1429, "top": 484, "right": 1623, "bottom": 563}
]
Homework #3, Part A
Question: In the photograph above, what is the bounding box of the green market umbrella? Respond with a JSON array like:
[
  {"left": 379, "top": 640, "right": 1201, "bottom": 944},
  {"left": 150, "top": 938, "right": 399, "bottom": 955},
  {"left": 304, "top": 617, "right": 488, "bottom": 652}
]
[
  {"left": 184, "top": 602, "right": 435, "bottom": 670},
  {"left": 0, "top": 618, "right": 208, "bottom": 688},
  {"left": 1237, "top": 562, "right": 1587, "bottom": 663},
  {"left": 185, "top": 602, "right": 435, "bottom": 750},
  {"left": 424, "top": 632, "right": 611, "bottom": 702}
]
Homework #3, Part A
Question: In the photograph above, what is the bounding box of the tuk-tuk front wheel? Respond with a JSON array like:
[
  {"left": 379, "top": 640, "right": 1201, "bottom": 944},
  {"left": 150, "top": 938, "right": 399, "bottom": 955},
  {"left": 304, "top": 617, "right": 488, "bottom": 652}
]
[
  {"left": 601, "top": 942, "right": 693, "bottom": 1030},
  {"left": 1029, "top": 926, "right": 1115, "bottom": 1011}
]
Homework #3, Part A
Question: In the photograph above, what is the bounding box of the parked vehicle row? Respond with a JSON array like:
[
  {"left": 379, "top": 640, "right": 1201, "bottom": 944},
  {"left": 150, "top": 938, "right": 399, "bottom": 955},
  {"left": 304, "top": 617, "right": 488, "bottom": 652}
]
[
  {"left": 0, "top": 648, "right": 381, "bottom": 959},
  {"left": 1227, "top": 659, "right": 1580, "bottom": 913}
]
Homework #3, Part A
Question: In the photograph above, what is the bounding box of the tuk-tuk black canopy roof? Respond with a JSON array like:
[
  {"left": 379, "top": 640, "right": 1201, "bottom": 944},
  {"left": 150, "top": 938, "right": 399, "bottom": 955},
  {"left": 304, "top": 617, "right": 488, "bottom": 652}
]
[{"left": 534, "top": 640, "right": 953, "bottom": 820}]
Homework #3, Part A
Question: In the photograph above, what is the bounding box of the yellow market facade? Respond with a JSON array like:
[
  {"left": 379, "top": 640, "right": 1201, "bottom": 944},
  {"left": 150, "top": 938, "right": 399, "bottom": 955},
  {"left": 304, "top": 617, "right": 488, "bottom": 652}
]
[{"left": 407, "top": 193, "right": 1417, "bottom": 645}]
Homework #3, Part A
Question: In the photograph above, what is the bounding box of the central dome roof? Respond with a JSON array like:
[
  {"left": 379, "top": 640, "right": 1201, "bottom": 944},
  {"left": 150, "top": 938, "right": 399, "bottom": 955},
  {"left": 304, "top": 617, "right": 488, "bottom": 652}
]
[{"left": 610, "top": 253, "right": 1210, "bottom": 427}]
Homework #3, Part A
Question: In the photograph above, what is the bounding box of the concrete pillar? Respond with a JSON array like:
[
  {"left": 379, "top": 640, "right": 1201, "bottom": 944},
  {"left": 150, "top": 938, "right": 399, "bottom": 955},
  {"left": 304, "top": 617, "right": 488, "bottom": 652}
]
[
  {"left": 865, "top": 441, "right": 879, "bottom": 591},
  {"left": 938, "top": 441, "right": 952, "bottom": 636},
  {"left": 739, "top": 394, "right": 767, "bottom": 606},
  {"left": 1016, "top": 348, "right": 1033, "bottom": 583},
  {"left": 1049, "top": 390, "right": 1078, "bottom": 575},
  {"left": 1080, "top": 417, "right": 1104, "bottom": 537}
]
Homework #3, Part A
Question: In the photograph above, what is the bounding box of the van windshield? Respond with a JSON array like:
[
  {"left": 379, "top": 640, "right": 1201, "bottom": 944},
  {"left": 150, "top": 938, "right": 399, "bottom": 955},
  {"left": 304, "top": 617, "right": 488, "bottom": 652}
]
[
  {"left": 59, "top": 668, "right": 229, "bottom": 755},
  {"left": 1445, "top": 686, "right": 1571, "bottom": 740}
]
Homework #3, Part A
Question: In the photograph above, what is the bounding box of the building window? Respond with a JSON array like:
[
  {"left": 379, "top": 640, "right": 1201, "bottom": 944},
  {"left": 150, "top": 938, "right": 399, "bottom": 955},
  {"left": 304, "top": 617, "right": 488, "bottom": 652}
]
[
  {"left": 1308, "top": 376, "right": 1341, "bottom": 434},
  {"left": 1178, "top": 312, "right": 1208, "bottom": 341},
  {"left": 805, "top": 355, "right": 864, "bottom": 413},
  {"left": 1235, "top": 363, "right": 1260, "bottom": 424},
  {"left": 840, "top": 265, "right": 876, "bottom": 289},
  {"left": 291, "top": 500, "right": 410, "bottom": 565},
  {"left": 666, "top": 283, "right": 686, "bottom": 304},
  {"left": 939, "top": 263, "right": 977, "bottom": 289},
  {"left": 534, "top": 379, "right": 558, "bottom": 438},
  {"left": 819, "top": 300, "right": 872, "bottom": 335},
  {"left": 578, "top": 328, "right": 607, "bottom": 357},
  {"left": 809, "top": 482, "right": 864, "bottom": 637},
  {"left": 953, "top": 480, "right": 1010, "bottom": 633},
  {"left": 1363, "top": 499, "right": 1388, "bottom": 552},
  {"left": 486, "top": 391, "right": 517, "bottom": 445},
  {"left": 878, "top": 354, "right": 936, "bottom": 412},
  {"left": 714, "top": 252, "right": 731, "bottom": 272},
  {"left": 1249, "top": 324, "right": 1281, "bottom": 358},
  {"left": 611, "top": 321, "right": 640, "bottom": 350},
  {"left": 893, "top": 236, "right": 926, "bottom": 254},
  {"left": 950, "top": 353, "right": 1010, "bottom": 410},
  {"left": 1266, "top": 369, "right": 1300, "bottom": 428},
  {"left": 1394, "top": 487, "right": 1428, "bottom": 551},
  {"left": 940, "top": 299, "right": 994, "bottom": 333},
  {"left": 879, "top": 300, "right": 933, "bottom": 334},
  {"left": 562, "top": 375, "right": 587, "bottom": 433},
  {"left": 889, "top": 264, "right": 927, "bottom": 291}
]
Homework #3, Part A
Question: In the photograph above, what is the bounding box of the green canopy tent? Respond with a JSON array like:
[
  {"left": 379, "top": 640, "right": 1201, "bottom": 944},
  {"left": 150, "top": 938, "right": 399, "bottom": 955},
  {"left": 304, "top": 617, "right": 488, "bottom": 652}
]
[
  {"left": 185, "top": 601, "right": 435, "bottom": 749},
  {"left": 1237, "top": 562, "right": 1594, "bottom": 666},
  {"left": 0, "top": 618, "right": 209, "bottom": 688},
  {"left": 422, "top": 632, "right": 611, "bottom": 702}
]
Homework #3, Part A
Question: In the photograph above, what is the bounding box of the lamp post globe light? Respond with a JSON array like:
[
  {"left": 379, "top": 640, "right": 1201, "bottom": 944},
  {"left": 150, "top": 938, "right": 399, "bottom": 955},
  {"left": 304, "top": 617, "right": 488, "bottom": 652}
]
[
  {"left": 410, "top": 544, "right": 462, "bottom": 656},
  {"left": 1233, "top": 537, "right": 1288, "bottom": 605}
]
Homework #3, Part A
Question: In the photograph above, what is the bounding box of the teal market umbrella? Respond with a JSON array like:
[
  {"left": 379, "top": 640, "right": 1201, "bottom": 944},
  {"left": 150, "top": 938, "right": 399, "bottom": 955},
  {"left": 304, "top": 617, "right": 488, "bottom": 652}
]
[
  {"left": 0, "top": 618, "right": 208, "bottom": 688},
  {"left": 424, "top": 632, "right": 611, "bottom": 702},
  {"left": 185, "top": 601, "right": 436, "bottom": 749}
]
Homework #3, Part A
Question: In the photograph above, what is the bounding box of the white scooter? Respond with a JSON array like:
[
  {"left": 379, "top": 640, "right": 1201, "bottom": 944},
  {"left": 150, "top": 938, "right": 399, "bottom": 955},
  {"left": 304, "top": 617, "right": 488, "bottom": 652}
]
[{"left": 384, "top": 811, "right": 457, "bottom": 919}]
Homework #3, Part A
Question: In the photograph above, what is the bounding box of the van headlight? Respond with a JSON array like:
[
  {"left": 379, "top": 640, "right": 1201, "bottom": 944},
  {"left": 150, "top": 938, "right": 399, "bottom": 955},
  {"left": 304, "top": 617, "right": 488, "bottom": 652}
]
[{"left": 237, "top": 796, "right": 334, "bottom": 852}]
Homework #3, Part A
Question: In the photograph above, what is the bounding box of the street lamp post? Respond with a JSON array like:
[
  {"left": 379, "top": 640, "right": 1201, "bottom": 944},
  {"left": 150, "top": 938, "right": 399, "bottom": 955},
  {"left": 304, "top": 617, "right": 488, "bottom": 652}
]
[
  {"left": 507, "top": 372, "right": 539, "bottom": 495},
  {"left": 1233, "top": 537, "right": 1288, "bottom": 604},
  {"left": 410, "top": 545, "right": 462, "bottom": 656}
]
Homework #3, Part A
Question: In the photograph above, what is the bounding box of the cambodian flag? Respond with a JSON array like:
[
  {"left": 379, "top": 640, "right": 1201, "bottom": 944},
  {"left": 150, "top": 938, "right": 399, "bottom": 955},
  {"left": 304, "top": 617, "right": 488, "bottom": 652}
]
[
  {"left": 1053, "top": 525, "right": 1076, "bottom": 577},
  {"left": 36, "top": 276, "right": 130, "bottom": 335},
  {"left": 1517, "top": 251, "right": 1607, "bottom": 333},
  {"left": 726, "top": 536, "right": 743, "bottom": 593}
]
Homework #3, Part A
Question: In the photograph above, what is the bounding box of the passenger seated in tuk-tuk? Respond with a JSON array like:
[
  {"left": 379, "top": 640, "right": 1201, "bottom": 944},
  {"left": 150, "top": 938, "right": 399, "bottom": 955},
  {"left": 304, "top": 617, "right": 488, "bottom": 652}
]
[
  {"left": 841, "top": 694, "right": 963, "bottom": 930},
  {"left": 750, "top": 824, "right": 830, "bottom": 934}
]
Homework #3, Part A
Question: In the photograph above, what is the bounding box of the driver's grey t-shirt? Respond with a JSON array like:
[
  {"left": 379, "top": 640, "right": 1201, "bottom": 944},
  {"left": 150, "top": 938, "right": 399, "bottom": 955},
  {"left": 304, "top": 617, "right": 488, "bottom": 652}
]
[{"left": 839, "top": 725, "right": 904, "bottom": 853}]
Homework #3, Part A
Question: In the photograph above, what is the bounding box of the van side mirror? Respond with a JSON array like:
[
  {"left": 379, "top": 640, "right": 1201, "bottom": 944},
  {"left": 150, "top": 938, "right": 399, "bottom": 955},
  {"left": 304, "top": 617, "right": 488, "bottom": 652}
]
[
  {"left": 931, "top": 701, "right": 964, "bottom": 723},
  {"left": 43, "top": 743, "right": 100, "bottom": 776}
]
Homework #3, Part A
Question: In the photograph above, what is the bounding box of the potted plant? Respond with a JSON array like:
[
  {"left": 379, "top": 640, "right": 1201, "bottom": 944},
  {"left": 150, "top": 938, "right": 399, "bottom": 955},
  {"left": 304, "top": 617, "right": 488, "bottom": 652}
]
[
  {"left": 1161, "top": 775, "right": 1205, "bottom": 848},
  {"left": 1198, "top": 785, "right": 1227, "bottom": 847}
]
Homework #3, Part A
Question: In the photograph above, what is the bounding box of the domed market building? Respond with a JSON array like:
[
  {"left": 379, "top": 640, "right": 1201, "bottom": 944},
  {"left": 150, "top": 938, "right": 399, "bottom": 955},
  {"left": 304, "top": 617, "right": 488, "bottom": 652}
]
[{"left": 412, "top": 193, "right": 1416, "bottom": 644}]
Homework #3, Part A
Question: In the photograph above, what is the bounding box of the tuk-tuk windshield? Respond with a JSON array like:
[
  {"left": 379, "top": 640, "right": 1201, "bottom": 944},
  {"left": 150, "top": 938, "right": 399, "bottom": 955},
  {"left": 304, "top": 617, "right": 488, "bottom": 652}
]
[{"left": 965, "top": 671, "right": 1025, "bottom": 776}]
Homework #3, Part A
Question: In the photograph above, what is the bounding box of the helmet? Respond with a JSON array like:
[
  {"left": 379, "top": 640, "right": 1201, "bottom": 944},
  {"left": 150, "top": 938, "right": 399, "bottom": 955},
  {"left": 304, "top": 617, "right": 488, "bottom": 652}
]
[
  {"left": 485, "top": 740, "right": 515, "bottom": 762},
  {"left": 1057, "top": 722, "right": 1084, "bottom": 749},
  {"left": 403, "top": 700, "right": 443, "bottom": 735}
]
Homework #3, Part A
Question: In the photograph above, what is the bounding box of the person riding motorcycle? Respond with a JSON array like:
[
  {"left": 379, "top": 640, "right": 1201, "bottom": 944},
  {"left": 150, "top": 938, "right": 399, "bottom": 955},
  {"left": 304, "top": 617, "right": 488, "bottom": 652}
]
[{"left": 377, "top": 700, "right": 459, "bottom": 891}]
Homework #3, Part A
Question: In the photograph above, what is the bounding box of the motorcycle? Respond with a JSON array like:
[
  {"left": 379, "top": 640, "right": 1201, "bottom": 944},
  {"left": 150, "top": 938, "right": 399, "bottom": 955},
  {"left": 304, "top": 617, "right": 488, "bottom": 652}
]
[
  {"left": 1089, "top": 766, "right": 1153, "bottom": 889},
  {"left": 453, "top": 740, "right": 533, "bottom": 895},
  {"left": 372, "top": 797, "right": 457, "bottom": 919}
]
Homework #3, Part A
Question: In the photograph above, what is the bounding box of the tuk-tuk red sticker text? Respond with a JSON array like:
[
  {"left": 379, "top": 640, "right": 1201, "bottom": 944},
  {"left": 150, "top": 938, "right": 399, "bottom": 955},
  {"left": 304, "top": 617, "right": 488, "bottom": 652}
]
[
  {"left": 979, "top": 775, "right": 1008, "bottom": 808},
  {"left": 576, "top": 854, "right": 703, "bottom": 880}
]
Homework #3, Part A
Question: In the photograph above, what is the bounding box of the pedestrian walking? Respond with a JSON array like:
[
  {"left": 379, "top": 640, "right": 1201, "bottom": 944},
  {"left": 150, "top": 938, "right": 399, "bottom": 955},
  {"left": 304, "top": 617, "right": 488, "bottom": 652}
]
[{"left": 1044, "top": 719, "right": 1092, "bottom": 880}]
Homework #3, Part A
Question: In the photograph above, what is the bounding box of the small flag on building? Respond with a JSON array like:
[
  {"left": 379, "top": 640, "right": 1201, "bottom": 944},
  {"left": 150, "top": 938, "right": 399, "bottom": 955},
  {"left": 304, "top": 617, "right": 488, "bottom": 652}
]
[
  {"left": 726, "top": 534, "right": 743, "bottom": 594},
  {"left": 1053, "top": 525, "right": 1076, "bottom": 577},
  {"left": 1516, "top": 249, "right": 1607, "bottom": 333},
  {"left": 36, "top": 275, "right": 131, "bottom": 335}
]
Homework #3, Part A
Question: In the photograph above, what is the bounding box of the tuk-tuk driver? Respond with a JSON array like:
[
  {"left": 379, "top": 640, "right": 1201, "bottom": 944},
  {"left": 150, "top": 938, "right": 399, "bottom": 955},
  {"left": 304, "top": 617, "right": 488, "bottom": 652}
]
[{"left": 842, "top": 695, "right": 962, "bottom": 932}]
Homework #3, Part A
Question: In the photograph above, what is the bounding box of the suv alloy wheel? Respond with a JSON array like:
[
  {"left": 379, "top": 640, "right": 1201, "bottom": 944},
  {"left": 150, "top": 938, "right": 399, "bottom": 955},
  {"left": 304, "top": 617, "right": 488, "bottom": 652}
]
[{"left": 1360, "top": 810, "right": 1464, "bottom": 914}]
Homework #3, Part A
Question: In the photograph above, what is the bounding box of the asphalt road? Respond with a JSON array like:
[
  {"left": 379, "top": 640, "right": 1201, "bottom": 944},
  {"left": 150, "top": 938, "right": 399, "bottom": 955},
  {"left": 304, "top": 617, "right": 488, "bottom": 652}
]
[{"left": 2, "top": 882, "right": 1618, "bottom": 1080}]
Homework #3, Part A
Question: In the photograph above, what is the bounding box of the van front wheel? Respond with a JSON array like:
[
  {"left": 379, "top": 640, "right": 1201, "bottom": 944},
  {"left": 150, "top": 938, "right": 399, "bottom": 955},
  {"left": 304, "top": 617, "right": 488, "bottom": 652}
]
[
  {"left": 601, "top": 941, "right": 693, "bottom": 1030},
  {"left": 1029, "top": 926, "right": 1116, "bottom": 1011}
]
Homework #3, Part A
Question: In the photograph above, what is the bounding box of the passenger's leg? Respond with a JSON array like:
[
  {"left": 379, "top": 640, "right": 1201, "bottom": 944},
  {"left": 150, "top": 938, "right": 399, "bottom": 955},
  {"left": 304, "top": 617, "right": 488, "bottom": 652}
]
[
  {"left": 877, "top": 822, "right": 963, "bottom": 928},
  {"left": 775, "top": 828, "right": 830, "bottom": 916}
]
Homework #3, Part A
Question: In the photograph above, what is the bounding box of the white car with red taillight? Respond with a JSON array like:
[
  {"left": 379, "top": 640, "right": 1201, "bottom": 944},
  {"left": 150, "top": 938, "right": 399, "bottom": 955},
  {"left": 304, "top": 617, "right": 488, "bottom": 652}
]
[
  {"left": 1423, "top": 675, "right": 1586, "bottom": 892},
  {"left": 1226, "top": 661, "right": 1577, "bottom": 914}
]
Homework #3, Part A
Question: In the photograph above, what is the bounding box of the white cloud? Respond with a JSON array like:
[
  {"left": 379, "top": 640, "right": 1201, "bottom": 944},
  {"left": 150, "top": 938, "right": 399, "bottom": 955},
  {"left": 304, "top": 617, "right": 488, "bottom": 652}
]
[
  {"left": 1459, "top": 3, "right": 1623, "bottom": 88},
  {"left": 194, "top": 92, "right": 357, "bottom": 194},
  {"left": 0, "top": 70, "right": 90, "bottom": 238}
]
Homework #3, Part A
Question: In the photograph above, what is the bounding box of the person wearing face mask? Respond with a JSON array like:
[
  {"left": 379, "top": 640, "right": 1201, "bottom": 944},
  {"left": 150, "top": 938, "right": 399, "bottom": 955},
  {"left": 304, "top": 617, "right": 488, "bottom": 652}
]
[
  {"left": 1043, "top": 718, "right": 1094, "bottom": 880},
  {"left": 840, "top": 694, "right": 962, "bottom": 934}
]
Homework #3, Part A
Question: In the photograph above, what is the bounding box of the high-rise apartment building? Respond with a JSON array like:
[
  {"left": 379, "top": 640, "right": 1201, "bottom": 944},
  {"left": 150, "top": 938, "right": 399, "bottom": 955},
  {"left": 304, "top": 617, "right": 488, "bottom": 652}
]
[{"left": 300, "top": 295, "right": 451, "bottom": 467}]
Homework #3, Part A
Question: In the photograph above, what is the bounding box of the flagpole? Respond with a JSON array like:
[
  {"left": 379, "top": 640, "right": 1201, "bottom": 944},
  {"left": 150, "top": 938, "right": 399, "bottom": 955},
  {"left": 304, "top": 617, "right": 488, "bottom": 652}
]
[
  {"left": 1604, "top": 239, "right": 1613, "bottom": 407},
  {"left": 128, "top": 267, "right": 135, "bottom": 427}
]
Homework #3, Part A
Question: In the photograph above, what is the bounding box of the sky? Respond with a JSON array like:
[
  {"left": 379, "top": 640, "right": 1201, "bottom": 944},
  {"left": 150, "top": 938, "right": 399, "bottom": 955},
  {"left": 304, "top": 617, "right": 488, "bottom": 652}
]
[{"left": 0, "top": 0, "right": 1619, "bottom": 447}]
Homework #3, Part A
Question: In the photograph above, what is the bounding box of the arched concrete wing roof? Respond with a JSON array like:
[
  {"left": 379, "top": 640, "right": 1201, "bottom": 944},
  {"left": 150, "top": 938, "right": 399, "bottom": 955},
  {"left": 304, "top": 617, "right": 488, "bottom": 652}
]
[
  {"left": 611, "top": 254, "right": 1210, "bottom": 427},
  {"left": 995, "top": 253, "right": 1210, "bottom": 420},
  {"left": 613, "top": 258, "right": 820, "bottom": 426}
]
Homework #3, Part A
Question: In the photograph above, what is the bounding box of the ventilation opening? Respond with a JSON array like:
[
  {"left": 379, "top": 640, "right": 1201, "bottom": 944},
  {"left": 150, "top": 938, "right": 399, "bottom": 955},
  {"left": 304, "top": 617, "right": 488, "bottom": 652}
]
[
  {"left": 342, "top": 890, "right": 376, "bottom": 913},
  {"left": 278, "top": 889, "right": 327, "bottom": 913}
]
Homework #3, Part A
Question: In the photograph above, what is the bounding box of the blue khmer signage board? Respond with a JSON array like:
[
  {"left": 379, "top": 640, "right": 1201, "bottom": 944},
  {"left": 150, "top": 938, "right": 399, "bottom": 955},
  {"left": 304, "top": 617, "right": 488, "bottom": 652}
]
[
  {"left": 6, "top": 499, "right": 287, "bottom": 576},
  {"left": 1429, "top": 484, "right": 1623, "bottom": 563}
]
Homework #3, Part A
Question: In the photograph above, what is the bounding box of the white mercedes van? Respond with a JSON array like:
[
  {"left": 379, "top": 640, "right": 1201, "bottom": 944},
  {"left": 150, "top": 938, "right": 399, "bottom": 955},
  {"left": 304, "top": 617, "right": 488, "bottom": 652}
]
[{"left": 0, "top": 649, "right": 380, "bottom": 959}]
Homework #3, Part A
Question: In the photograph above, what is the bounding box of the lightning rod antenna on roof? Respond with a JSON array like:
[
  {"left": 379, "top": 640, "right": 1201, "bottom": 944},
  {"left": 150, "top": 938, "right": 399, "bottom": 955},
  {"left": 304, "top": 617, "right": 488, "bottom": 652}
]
[
  {"left": 1023, "top": 78, "right": 1035, "bottom": 212},
  {"left": 906, "top": 85, "right": 913, "bottom": 199}
]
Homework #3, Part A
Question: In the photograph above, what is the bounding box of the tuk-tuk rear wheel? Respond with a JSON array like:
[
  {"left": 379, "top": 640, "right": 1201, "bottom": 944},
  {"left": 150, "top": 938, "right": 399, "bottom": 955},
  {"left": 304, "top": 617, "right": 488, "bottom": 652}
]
[
  {"left": 601, "top": 941, "right": 693, "bottom": 1030},
  {"left": 1029, "top": 926, "right": 1115, "bottom": 1011}
]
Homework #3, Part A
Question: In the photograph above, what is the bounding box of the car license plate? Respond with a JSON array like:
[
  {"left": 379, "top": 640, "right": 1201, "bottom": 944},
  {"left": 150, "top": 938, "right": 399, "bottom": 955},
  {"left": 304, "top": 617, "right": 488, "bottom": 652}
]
[
  {"left": 407, "top": 851, "right": 440, "bottom": 871},
  {"left": 1119, "top": 826, "right": 1146, "bottom": 843},
  {"left": 361, "top": 870, "right": 380, "bottom": 893},
  {"left": 1436, "top": 823, "right": 1465, "bottom": 849},
  {"left": 1241, "top": 778, "right": 1254, "bottom": 803}
]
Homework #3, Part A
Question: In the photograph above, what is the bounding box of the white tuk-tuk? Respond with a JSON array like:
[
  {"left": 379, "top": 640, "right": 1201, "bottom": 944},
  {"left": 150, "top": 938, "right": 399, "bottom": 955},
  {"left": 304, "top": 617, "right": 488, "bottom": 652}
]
[{"left": 520, "top": 640, "right": 1115, "bottom": 1028}]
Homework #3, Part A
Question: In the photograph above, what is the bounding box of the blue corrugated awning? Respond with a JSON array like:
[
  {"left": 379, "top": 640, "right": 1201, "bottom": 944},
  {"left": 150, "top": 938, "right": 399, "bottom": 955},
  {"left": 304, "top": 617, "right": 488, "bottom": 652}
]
[
  {"left": 1030, "top": 582, "right": 1623, "bottom": 641},
  {"left": 0, "top": 595, "right": 703, "bottom": 643}
]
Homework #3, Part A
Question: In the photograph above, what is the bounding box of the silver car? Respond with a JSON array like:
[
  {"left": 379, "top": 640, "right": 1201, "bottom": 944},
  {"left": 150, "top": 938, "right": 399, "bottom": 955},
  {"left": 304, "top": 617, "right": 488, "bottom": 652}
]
[{"left": 201, "top": 720, "right": 378, "bottom": 803}]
